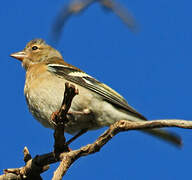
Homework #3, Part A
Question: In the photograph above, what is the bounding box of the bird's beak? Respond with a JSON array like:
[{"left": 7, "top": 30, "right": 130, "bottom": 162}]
[{"left": 10, "top": 51, "right": 27, "bottom": 61}]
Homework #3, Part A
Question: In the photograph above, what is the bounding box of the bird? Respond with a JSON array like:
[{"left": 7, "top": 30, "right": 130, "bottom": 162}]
[
  {"left": 51, "top": 0, "right": 137, "bottom": 42},
  {"left": 10, "top": 39, "right": 182, "bottom": 147}
]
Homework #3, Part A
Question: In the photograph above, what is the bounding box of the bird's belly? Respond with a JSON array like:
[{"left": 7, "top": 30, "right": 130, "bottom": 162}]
[
  {"left": 24, "top": 76, "right": 105, "bottom": 134},
  {"left": 24, "top": 72, "right": 134, "bottom": 134}
]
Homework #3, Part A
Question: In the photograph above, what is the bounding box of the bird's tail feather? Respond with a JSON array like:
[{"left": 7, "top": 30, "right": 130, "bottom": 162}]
[{"left": 142, "top": 128, "right": 182, "bottom": 147}]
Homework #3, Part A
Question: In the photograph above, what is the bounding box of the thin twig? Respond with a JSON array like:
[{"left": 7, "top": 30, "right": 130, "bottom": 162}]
[
  {"left": 52, "top": 82, "right": 79, "bottom": 154},
  {"left": 23, "top": 146, "right": 32, "bottom": 163}
]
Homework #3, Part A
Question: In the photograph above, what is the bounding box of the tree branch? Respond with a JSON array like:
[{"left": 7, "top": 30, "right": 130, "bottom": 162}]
[
  {"left": 1, "top": 119, "right": 192, "bottom": 180},
  {"left": 1, "top": 83, "right": 192, "bottom": 180},
  {"left": 52, "top": 82, "right": 78, "bottom": 154}
]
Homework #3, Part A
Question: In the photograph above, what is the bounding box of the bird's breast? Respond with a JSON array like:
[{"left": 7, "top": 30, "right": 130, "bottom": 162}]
[{"left": 24, "top": 68, "right": 102, "bottom": 133}]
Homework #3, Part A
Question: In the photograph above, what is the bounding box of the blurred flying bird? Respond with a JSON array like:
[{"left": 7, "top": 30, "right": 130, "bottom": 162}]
[{"left": 51, "top": 0, "right": 138, "bottom": 42}]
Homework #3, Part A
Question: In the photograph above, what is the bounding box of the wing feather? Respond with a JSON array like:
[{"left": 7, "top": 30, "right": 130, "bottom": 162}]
[{"left": 47, "top": 62, "right": 146, "bottom": 120}]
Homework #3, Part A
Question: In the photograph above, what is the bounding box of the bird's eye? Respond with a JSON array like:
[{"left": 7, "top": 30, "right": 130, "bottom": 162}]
[{"left": 32, "top": 46, "right": 38, "bottom": 50}]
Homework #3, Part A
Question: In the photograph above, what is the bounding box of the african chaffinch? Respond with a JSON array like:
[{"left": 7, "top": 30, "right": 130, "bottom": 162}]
[{"left": 10, "top": 39, "right": 181, "bottom": 146}]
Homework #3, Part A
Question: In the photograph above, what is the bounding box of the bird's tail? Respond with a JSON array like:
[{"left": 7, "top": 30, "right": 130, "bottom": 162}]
[{"left": 142, "top": 128, "right": 182, "bottom": 147}]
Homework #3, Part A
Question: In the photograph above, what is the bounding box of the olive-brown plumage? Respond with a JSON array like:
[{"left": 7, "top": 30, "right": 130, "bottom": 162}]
[{"left": 10, "top": 39, "right": 182, "bottom": 147}]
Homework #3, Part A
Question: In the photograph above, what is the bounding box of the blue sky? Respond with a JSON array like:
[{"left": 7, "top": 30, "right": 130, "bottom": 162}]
[{"left": 1, "top": 0, "right": 192, "bottom": 179}]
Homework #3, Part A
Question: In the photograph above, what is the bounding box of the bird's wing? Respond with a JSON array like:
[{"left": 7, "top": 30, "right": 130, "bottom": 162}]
[
  {"left": 100, "top": 0, "right": 137, "bottom": 31},
  {"left": 47, "top": 62, "right": 146, "bottom": 120},
  {"left": 51, "top": 0, "right": 94, "bottom": 41}
]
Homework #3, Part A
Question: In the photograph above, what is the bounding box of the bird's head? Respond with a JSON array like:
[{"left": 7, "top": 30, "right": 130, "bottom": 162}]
[{"left": 10, "top": 39, "right": 62, "bottom": 69}]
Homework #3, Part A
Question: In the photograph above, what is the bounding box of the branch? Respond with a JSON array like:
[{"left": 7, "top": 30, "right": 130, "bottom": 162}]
[
  {"left": 51, "top": 119, "right": 192, "bottom": 179},
  {"left": 0, "top": 82, "right": 78, "bottom": 180},
  {"left": 0, "top": 119, "right": 191, "bottom": 180},
  {"left": 52, "top": 82, "right": 78, "bottom": 154},
  {"left": 0, "top": 147, "right": 49, "bottom": 180},
  {"left": 1, "top": 83, "right": 192, "bottom": 179}
]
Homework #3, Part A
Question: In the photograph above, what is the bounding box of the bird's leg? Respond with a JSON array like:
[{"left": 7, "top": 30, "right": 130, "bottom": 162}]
[
  {"left": 67, "top": 108, "right": 91, "bottom": 115},
  {"left": 66, "top": 129, "right": 88, "bottom": 145}
]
